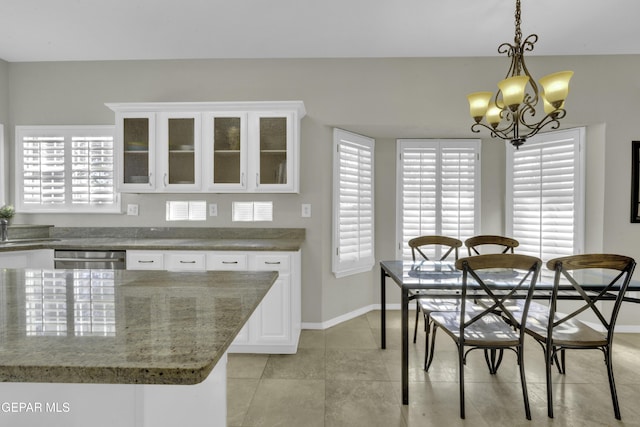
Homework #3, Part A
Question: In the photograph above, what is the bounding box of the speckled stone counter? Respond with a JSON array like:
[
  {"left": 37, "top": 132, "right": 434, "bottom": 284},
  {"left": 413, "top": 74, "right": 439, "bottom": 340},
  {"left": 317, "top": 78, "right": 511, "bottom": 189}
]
[
  {"left": 0, "top": 268, "right": 277, "bottom": 385},
  {"left": 0, "top": 227, "right": 305, "bottom": 252}
]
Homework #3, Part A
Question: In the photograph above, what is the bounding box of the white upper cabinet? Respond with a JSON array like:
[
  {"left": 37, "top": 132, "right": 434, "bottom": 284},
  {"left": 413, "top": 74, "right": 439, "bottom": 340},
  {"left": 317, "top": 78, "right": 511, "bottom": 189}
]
[
  {"left": 159, "top": 112, "right": 202, "bottom": 192},
  {"left": 107, "top": 101, "right": 305, "bottom": 193},
  {"left": 202, "top": 112, "right": 248, "bottom": 192},
  {"left": 252, "top": 112, "right": 295, "bottom": 192},
  {"left": 117, "top": 112, "right": 156, "bottom": 192}
]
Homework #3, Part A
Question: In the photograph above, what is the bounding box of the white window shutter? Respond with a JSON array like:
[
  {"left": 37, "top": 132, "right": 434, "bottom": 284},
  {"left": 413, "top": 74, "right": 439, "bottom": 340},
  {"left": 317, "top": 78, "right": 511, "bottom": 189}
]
[
  {"left": 71, "top": 135, "right": 115, "bottom": 205},
  {"left": 506, "top": 128, "right": 585, "bottom": 262},
  {"left": 332, "top": 129, "right": 375, "bottom": 278},
  {"left": 22, "top": 136, "right": 66, "bottom": 206},
  {"left": 396, "top": 140, "right": 480, "bottom": 260},
  {"left": 16, "top": 126, "right": 119, "bottom": 213}
]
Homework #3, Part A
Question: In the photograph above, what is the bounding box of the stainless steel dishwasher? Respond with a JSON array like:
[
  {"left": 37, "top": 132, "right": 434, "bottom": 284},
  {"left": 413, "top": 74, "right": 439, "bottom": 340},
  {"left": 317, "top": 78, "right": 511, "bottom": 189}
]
[{"left": 54, "top": 250, "right": 127, "bottom": 269}]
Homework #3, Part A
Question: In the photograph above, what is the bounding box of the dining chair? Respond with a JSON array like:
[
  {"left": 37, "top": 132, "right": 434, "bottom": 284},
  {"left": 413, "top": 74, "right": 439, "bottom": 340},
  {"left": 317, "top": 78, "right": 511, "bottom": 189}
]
[
  {"left": 408, "top": 235, "right": 462, "bottom": 371},
  {"left": 523, "top": 253, "right": 636, "bottom": 420},
  {"left": 464, "top": 234, "right": 519, "bottom": 256},
  {"left": 462, "top": 234, "right": 520, "bottom": 372},
  {"left": 430, "top": 253, "right": 542, "bottom": 419}
]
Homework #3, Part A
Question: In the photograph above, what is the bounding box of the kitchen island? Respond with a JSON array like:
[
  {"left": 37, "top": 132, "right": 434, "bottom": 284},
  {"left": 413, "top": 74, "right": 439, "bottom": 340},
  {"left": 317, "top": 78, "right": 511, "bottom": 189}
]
[{"left": 0, "top": 268, "right": 278, "bottom": 427}]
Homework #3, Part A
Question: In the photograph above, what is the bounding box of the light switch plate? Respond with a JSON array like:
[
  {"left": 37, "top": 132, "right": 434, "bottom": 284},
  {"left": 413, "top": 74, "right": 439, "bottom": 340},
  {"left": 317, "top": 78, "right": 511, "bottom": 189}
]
[
  {"left": 127, "top": 204, "right": 139, "bottom": 216},
  {"left": 209, "top": 203, "right": 218, "bottom": 217},
  {"left": 301, "top": 203, "right": 311, "bottom": 218}
]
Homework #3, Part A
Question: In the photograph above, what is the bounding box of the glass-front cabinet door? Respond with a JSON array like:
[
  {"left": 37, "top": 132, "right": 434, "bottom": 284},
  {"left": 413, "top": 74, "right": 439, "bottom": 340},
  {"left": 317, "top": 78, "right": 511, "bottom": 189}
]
[
  {"left": 118, "top": 112, "right": 156, "bottom": 191},
  {"left": 110, "top": 101, "right": 304, "bottom": 194},
  {"left": 253, "top": 112, "right": 294, "bottom": 192},
  {"left": 159, "top": 112, "right": 201, "bottom": 191},
  {"left": 204, "top": 113, "right": 247, "bottom": 191}
]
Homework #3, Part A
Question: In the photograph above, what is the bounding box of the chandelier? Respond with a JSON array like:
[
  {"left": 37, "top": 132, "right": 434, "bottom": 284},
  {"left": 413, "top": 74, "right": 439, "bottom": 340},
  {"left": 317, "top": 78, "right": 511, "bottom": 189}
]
[{"left": 466, "top": 0, "right": 573, "bottom": 148}]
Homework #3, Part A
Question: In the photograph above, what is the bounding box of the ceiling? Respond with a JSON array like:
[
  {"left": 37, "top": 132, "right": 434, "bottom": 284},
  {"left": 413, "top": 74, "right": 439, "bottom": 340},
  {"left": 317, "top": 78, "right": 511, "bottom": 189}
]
[{"left": 0, "top": 0, "right": 639, "bottom": 62}]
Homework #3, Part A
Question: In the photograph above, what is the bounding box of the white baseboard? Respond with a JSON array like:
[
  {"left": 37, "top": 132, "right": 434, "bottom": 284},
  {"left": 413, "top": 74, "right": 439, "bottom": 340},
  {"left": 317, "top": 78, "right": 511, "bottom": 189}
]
[
  {"left": 301, "top": 304, "right": 640, "bottom": 333},
  {"left": 301, "top": 304, "right": 401, "bottom": 330}
]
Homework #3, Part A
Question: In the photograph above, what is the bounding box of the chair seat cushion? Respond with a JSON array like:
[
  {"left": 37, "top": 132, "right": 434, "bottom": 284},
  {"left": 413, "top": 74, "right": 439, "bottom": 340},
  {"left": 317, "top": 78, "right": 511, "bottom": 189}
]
[
  {"left": 430, "top": 310, "right": 520, "bottom": 347},
  {"left": 524, "top": 311, "right": 608, "bottom": 347}
]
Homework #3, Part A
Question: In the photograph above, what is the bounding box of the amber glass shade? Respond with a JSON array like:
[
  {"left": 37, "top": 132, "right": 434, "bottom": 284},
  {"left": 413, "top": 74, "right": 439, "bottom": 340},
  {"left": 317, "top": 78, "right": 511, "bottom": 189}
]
[
  {"left": 541, "top": 92, "right": 565, "bottom": 115},
  {"left": 539, "top": 71, "right": 573, "bottom": 107},
  {"left": 467, "top": 92, "right": 493, "bottom": 122},
  {"left": 497, "top": 75, "right": 529, "bottom": 109},
  {"left": 486, "top": 104, "right": 503, "bottom": 127}
]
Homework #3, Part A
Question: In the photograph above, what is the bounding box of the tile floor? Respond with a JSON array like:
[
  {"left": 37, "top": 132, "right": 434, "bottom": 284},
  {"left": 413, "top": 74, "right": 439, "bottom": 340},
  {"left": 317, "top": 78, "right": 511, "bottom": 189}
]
[{"left": 227, "top": 310, "right": 640, "bottom": 426}]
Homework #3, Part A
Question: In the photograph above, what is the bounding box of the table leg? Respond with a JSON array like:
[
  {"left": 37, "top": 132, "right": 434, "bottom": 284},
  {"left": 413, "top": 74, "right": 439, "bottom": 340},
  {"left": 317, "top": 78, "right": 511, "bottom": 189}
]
[
  {"left": 380, "top": 267, "right": 386, "bottom": 349},
  {"left": 401, "top": 287, "right": 409, "bottom": 404}
]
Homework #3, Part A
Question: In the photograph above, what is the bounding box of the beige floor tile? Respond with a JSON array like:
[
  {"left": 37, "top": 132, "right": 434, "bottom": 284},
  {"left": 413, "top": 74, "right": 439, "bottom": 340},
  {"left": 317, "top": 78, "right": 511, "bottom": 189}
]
[
  {"left": 326, "top": 348, "right": 390, "bottom": 381},
  {"left": 262, "top": 348, "right": 325, "bottom": 380},
  {"left": 227, "top": 378, "right": 259, "bottom": 427},
  {"left": 297, "top": 329, "right": 326, "bottom": 349},
  {"left": 227, "top": 353, "right": 269, "bottom": 379},
  {"left": 401, "top": 381, "right": 491, "bottom": 426},
  {"left": 325, "top": 323, "right": 377, "bottom": 349},
  {"left": 242, "top": 379, "right": 325, "bottom": 427},
  {"left": 325, "top": 379, "right": 404, "bottom": 427},
  {"left": 228, "top": 310, "right": 640, "bottom": 427}
]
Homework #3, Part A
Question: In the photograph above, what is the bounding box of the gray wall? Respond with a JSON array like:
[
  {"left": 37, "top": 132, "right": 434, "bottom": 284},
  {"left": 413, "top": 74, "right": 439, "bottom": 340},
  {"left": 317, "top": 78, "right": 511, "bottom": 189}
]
[
  {"left": 3, "top": 56, "right": 640, "bottom": 326},
  {"left": 0, "top": 59, "right": 9, "bottom": 205}
]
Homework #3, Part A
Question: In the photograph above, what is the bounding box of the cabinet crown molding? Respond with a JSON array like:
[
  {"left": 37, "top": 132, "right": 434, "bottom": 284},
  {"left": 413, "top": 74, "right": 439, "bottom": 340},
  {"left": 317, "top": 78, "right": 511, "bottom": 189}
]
[{"left": 106, "top": 101, "right": 306, "bottom": 117}]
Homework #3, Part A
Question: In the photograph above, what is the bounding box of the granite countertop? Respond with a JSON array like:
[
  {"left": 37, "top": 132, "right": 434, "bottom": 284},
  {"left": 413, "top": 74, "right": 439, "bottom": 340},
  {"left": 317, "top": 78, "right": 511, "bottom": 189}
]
[
  {"left": 0, "top": 268, "right": 277, "bottom": 385},
  {"left": 0, "top": 227, "right": 306, "bottom": 252}
]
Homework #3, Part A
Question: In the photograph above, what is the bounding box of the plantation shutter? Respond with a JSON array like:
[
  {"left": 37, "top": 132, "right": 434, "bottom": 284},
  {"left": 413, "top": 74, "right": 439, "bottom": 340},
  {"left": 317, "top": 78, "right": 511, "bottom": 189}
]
[
  {"left": 71, "top": 135, "right": 115, "bottom": 205},
  {"left": 397, "top": 140, "right": 480, "bottom": 260},
  {"left": 332, "top": 129, "right": 375, "bottom": 278},
  {"left": 506, "top": 128, "right": 584, "bottom": 262},
  {"left": 17, "top": 126, "right": 119, "bottom": 213},
  {"left": 22, "top": 136, "right": 67, "bottom": 206}
]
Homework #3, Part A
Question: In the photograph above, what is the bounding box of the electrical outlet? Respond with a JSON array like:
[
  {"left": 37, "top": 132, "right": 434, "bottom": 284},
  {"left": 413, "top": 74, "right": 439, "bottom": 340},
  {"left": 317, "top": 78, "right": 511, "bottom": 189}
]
[
  {"left": 127, "top": 204, "right": 139, "bottom": 216},
  {"left": 209, "top": 203, "right": 218, "bottom": 217},
  {"left": 301, "top": 203, "right": 311, "bottom": 218}
]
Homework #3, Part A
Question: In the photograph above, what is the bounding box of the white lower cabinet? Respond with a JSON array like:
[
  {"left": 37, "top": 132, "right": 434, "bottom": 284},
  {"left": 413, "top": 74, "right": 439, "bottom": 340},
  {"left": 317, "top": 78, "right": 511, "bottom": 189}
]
[
  {"left": 126, "top": 251, "right": 165, "bottom": 270},
  {"left": 126, "top": 249, "right": 301, "bottom": 354},
  {"left": 0, "top": 249, "right": 54, "bottom": 269}
]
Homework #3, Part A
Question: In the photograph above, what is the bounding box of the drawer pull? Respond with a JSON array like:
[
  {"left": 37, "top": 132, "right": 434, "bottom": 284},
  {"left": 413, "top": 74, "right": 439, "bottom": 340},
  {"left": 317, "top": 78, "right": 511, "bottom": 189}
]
[
  {"left": 222, "top": 261, "right": 239, "bottom": 264},
  {"left": 264, "top": 261, "right": 281, "bottom": 265},
  {"left": 179, "top": 260, "right": 197, "bottom": 264},
  {"left": 138, "top": 260, "right": 155, "bottom": 263}
]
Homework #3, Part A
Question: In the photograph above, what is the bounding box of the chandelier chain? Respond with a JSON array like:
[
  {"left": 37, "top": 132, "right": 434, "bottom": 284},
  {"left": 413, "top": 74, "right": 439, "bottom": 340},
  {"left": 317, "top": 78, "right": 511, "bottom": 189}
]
[{"left": 514, "top": 0, "right": 522, "bottom": 45}]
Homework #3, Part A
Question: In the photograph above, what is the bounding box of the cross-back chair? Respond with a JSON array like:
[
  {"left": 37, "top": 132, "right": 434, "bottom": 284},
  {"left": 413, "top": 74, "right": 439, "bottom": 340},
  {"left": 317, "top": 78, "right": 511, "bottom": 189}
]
[
  {"left": 408, "top": 235, "right": 462, "bottom": 371},
  {"left": 524, "top": 254, "right": 636, "bottom": 420},
  {"left": 462, "top": 235, "right": 520, "bottom": 371},
  {"left": 430, "top": 253, "right": 542, "bottom": 419},
  {"left": 465, "top": 235, "right": 519, "bottom": 256}
]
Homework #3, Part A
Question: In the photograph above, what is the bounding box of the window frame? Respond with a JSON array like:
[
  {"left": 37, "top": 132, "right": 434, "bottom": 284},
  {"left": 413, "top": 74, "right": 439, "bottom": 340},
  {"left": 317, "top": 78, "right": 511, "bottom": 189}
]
[
  {"left": 0, "top": 124, "right": 5, "bottom": 206},
  {"left": 332, "top": 128, "right": 375, "bottom": 278},
  {"left": 505, "top": 127, "right": 585, "bottom": 262},
  {"left": 15, "top": 125, "right": 120, "bottom": 214},
  {"left": 395, "top": 139, "right": 481, "bottom": 260}
]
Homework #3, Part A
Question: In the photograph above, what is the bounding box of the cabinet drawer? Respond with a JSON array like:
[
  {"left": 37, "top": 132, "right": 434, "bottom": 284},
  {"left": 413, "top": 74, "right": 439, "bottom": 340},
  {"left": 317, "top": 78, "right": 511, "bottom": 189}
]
[
  {"left": 165, "top": 252, "right": 206, "bottom": 271},
  {"left": 206, "top": 253, "right": 248, "bottom": 271},
  {"left": 253, "top": 254, "right": 290, "bottom": 272},
  {"left": 127, "top": 251, "right": 164, "bottom": 270}
]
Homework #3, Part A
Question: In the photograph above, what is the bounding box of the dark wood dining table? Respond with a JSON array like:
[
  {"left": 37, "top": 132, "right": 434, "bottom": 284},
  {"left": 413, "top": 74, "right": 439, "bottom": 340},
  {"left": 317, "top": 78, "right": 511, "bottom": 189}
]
[{"left": 379, "top": 259, "right": 640, "bottom": 405}]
